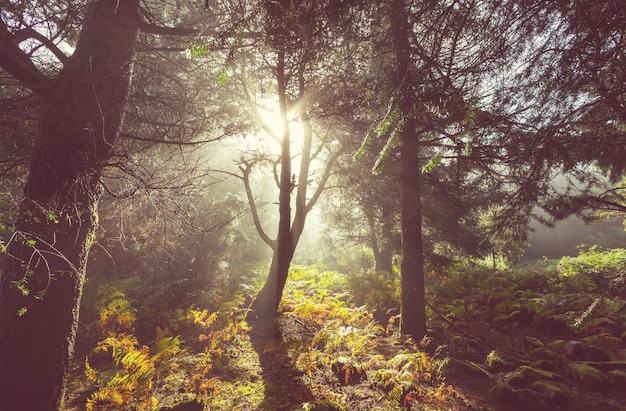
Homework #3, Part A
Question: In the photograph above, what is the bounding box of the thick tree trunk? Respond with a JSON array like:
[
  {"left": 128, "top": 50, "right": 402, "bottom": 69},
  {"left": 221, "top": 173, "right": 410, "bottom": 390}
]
[
  {"left": 400, "top": 121, "right": 427, "bottom": 340},
  {"left": 391, "top": 0, "right": 427, "bottom": 340},
  {"left": 0, "top": 1, "right": 139, "bottom": 409}
]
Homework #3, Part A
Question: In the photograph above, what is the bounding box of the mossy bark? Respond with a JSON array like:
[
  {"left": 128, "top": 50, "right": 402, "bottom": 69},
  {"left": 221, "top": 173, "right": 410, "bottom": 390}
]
[{"left": 0, "top": 1, "right": 139, "bottom": 409}]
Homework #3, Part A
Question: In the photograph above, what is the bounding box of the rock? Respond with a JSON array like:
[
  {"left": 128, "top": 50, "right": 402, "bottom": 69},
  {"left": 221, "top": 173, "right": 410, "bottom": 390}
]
[
  {"left": 548, "top": 340, "right": 567, "bottom": 352},
  {"left": 583, "top": 333, "right": 622, "bottom": 349},
  {"left": 573, "top": 361, "right": 626, "bottom": 373},
  {"left": 531, "top": 359, "right": 557, "bottom": 373},
  {"left": 489, "top": 382, "right": 515, "bottom": 403},
  {"left": 485, "top": 349, "right": 523, "bottom": 372},
  {"left": 522, "top": 336, "right": 545, "bottom": 350},
  {"left": 508, "top": 366, "right": 558, "bottom": 387},
  {"left": 607, "top": 370, "right": 626, "bottom": 386},
  {"left": 512, "top": 388, "right": 550, "bottom": 411},
  {"left": 490, "top": 382, "right": 550, "bottom": 411},
  {"left": 530, "top": 347, "right": 557, "bottom": 361},
  {"left": 535, "top": 313, "right": 573, "bottom": 335},
  {"left": 446, "top": 358, "right": 490, "bottom": 379},
  {"left": 531, "top": 381, "right": 568, "bottom": 408},
  {"left": 567, "top": 363, "right": 608, "bottom": 390},
  {"left": 564, "top": 341, "right": 611, "bottom": 362}
]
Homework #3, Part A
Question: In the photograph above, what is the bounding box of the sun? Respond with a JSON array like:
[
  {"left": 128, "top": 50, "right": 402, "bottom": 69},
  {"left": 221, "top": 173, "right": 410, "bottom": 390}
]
[{"left": 256, "top": 102, "right": 305, "bottom": 149}]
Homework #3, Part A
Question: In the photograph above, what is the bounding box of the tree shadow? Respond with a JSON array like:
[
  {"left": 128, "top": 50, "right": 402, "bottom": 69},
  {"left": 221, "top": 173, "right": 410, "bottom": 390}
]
[{"left": 247, "top": 317, "right": 314, "bottom": 411}]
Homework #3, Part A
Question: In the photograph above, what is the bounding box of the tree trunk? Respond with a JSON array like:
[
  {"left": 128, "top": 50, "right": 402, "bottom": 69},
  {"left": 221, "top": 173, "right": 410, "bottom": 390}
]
[
  {"left": 399, "top": 120, "right": 427, "bottom": 340},
  {"left": 248, "top": 44, "right": 292, "bottom": 322},
  {"left": 0, "top": 1, "right": 139, "bottom": 409},
  {"left": 390, "top": 0, "right": 427, "bottom": 340},
  {"left": 366, "top": 206, "right": 394, "bottom": 274}
]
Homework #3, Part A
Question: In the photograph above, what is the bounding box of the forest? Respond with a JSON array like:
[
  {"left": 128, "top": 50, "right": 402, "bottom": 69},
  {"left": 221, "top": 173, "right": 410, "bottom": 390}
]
[{"left": 0, "top": 0, "right": 625, "bottom": 410}]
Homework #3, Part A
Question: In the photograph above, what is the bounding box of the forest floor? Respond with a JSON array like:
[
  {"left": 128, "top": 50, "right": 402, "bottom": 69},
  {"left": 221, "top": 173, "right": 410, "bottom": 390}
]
[{"left": 63, "top": 263, "right": 626, "bottom": 411}]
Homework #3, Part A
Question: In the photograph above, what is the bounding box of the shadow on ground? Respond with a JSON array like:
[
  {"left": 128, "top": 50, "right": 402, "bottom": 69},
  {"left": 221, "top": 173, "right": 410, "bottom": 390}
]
[{"left": 247, "top": 317, "right": 314, "bottom": 411}]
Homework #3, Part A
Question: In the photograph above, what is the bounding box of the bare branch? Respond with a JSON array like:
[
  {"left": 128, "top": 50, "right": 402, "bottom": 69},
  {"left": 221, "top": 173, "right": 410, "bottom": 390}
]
[
  {"left": 12, "top": 26, "right": 69, "bottom": 65},
  {"left": 239, "top": 162, "right": 276, "bottom": 250},
  {"left": 0, "top": 20, "right": 54, "bottom": 99}
]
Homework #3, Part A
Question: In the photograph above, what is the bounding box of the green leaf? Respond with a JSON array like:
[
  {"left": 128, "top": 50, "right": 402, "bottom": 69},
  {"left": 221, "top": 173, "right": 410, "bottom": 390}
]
[
  {"left": 10, "top": 281, "right": 29, "bottom": 296},
  {"left": 18, "top": 284, "right": 29, "bottom": 296},
  {"left": 17, "top": 307, "right": 27, "bottom": 316},
  {"left": 187, "top": 42, "right": 210, "bottom": 58},
  {"left": 46, "top": 211, "right": 58, "bottom": 223}
]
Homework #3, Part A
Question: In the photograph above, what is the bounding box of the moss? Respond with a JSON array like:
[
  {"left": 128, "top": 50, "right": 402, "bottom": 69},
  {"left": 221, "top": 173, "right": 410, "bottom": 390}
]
[
  {"left": 513, "top": 388, "right": 550, "bottom": 411},
  {"left": 490, "top": 382, "right": 551, "bottom": 411},
  {"left": 523, "top": 336, "right": 545, "bottom": 350},
  {"left": 567, "top": 363, "right": 608, "bottom": 390},
  {"left": 489, "top": 382, "right": 515, "bottom": 403},
  {"left": 583, "top": 333, "right": 622, "bottom": 347},
  {"left": 547, "top": 339, "right": 567, "bottom": 352},
  {"left": 485, "top": 349, "right": 522, "bottom": 372},
  {"left": 508, "top": 366, "right": 558, "bottom": 387},
  {"left": 607, "top": 370, "right": 626, "bottom": 386},
  {"left": 531, "top": 359, "right": 556, "bottom": 373},
  {"left": 530, "top": 347, "right": 557, "bottom": 361},
  {"left": 572, "top": 361, "right": 626, "bottom": 373},
  {"left": 447, "top": 358, "right": 490, "bottom": 379},
  {"left": 532, "top": 381, "right": 568, "bottom": 408}
]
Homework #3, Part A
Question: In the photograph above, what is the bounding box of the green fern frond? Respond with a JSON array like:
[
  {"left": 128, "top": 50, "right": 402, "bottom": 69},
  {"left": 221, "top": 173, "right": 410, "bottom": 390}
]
[
  {"left": 121, "top": 350, "right": 154, "bottom": 375},
  {"left": 421, "top": 151, "right": 444, "bottom": 174},
  {"left": 372, "top": 127, "right": 402, "bottom": 175},
  {"left": 355, "top": 100, "right": 400, "bottom": 161},
  {"left": 570, "top": 297, "right": 603, "bottom": 332}
]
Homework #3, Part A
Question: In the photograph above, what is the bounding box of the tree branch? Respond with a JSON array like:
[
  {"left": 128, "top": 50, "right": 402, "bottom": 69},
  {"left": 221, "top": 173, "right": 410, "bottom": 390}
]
[
  {"left": 138, "top": 21, "right": 203, "bottom": 36},
  {"left": 239, "top": 162, "right": 276, "bottom": 250},
  {"left": 12, "top": 26, "right": 69, "bottom": 65},
  {"left": 0, "top": 20, "right": 54, "bottom": 99}
]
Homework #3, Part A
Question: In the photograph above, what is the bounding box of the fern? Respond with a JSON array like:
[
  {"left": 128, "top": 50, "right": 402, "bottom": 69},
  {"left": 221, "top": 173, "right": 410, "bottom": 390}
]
[
  {"left": 372, "top": 129, "right": 402, "bottom": 175},
  {"left": 421, "top": 151, "right": 444, "bottom": 174}
]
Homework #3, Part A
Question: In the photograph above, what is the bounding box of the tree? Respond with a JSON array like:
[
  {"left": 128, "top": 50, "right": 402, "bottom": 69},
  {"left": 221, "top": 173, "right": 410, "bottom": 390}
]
[
  {"left": 472, "top": 0, "right": 626, "bottom": 231},
  {"left": 236, "top": 0, "right": 351, "bottom": 322},
  {"left": 355, "top": 0, "right": 542, "bottom": 340},
  {"left": 0, "top": 2, "right": 141, "bottom": 408},
  {"left": 0, "top": 0, "right": 236, "bottom": 407}
]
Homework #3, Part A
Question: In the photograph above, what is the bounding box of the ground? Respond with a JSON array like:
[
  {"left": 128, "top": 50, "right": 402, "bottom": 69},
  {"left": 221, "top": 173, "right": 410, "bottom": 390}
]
[{"left": 63, "top": 263, "right": 626, "bottom": 411}]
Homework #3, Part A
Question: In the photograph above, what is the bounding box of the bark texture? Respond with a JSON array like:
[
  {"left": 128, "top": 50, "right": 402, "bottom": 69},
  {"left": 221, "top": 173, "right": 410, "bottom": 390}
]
[
  {"left": 399, "top": 120, "right": 427, "bottom": 340},
  {"left": 0, "top": 1, "right": 140, "bottom": 409},
  {"left": 391, "top": 0, "right": 427, "bottom": 340}
]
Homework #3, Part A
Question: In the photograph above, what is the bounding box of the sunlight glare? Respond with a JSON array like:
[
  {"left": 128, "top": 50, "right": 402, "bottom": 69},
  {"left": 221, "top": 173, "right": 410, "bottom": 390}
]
[{"left": 257, "top": 104, "right": 305, "bottom": 149}]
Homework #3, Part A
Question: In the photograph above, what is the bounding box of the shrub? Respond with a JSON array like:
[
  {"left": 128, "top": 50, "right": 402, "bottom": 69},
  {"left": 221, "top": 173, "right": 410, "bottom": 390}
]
[{"left": 558, "top": 247, "right": 626, "bottom": 294}]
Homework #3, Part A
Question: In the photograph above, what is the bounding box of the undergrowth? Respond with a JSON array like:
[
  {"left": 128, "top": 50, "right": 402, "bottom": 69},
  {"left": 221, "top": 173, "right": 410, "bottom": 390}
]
[{"left": 67, "top": 252, "right": 626, "bottom": 410}]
